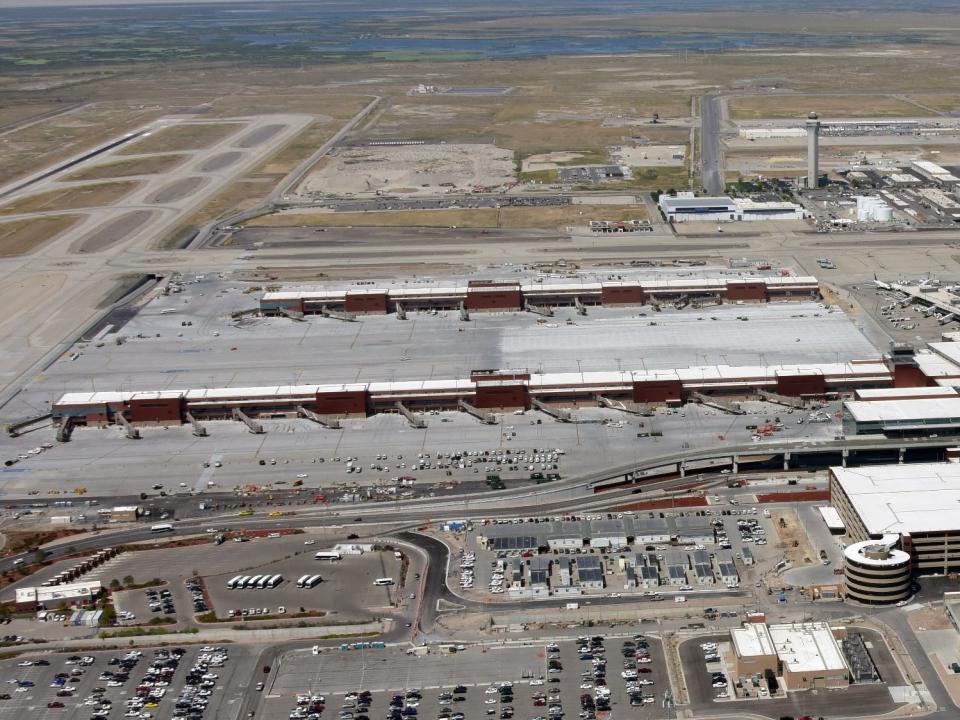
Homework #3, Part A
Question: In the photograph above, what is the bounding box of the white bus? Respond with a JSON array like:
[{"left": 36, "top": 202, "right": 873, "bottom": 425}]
[
  {"left": 227, "top": 575, "right": 243, "bottom": 589},
  {"left": 236, "top": 576, "right": 250, "bottom": 589},
  {"left": 296, "top": 574, "right": 311, "bottom": 588},
  {"left": 373, "top": 578, "right": 394, "bottom": 587},
  {"left": 314, "top": 551, "right": 342, "bottom": 561},
  {"left": 256, "top": 575, "right": 271, "bottom": 589},
  {"left": 246, "top": 575, "right": 263, "bottom": 588},
  {"left": 303, "top": 574, "right": 322, "bottom": 588},
  {"left": 266, "top": 574, "right": 283, "bottom": 588},
  {"left": 150, "top": 523, "right": 174, "bottom": 533}
]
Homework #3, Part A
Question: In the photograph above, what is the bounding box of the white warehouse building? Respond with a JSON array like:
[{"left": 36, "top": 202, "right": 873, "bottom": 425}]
[{"left": 659, "top": 193, "right": 805, "bottom": 223}]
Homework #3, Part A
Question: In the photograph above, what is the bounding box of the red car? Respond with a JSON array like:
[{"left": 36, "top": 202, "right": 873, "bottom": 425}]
[{"left": 47, "top": 702, "right": 65, "bottom": 709}]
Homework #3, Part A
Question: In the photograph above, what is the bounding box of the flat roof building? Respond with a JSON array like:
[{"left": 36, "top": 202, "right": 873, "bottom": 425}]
[
  {"left": 732, "top": 622, "right": 777, "bottom": 678},
  {"left": 13, "top": 581, "right": 103, "bottom": 611},
  {"left": 770, "top": 622, "right": 849, "bottom": 690},
  {"left": 911, "top": 159, "right": 960, "bottom": 186},
  {"left": 830, "top": 461, "right": 960, "bottom": 576},
  {"left": 733, "top": 622, "right": 850, "bottom": 691},
  {"left": 842, "top": 396, "right": 960, "bottom": 436},
  {"left": 658, "top": 193, "right": 737, "bottom": 223}
]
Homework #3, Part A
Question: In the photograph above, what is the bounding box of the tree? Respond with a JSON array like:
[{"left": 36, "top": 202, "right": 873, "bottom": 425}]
[
  {"left": 122, "top": 575, "right": 135, "bottom": 587},
  {"left": 109, "top": 578, "right": 121, "bottom": 590},
  {"left": 33, "top": 549, "right": 46, "bottom": 565}
]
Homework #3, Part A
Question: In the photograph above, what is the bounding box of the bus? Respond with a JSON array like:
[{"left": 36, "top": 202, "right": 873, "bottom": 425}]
[
  {"left": 246, "top": 575, "right": 263, "bottom": 588},
  {"left": 314, "top": 551, "right": 342, "bottom": 561},
  {"left": 256, "top": 575, "right": 271, "bottom": 589},
  {"left": 227, "top": 575, "right": 243, "bottom": 589},
  {"left": 296, "top": 575, "right": 311, "bottom": 588},
  {"left": 150, "top": 523, "right": 174, "bottom": 533},
  {"left": 373, "top": 578, "right": 394, "bottom": 587},
  {"left": 236, "top": 576, "right": 250, "bottom": 588},
  {"left": 266, "top": 574, "right": 283, "bottom": 588},
  {"left": 303, "top": 575, "right": 322, "bottom": 589}
]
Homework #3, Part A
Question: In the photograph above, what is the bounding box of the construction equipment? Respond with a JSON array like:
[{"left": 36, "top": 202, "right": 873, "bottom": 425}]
[
  {"left": 113, "top": 412, "right": 141, "bottom": 440},
  {"left": 185, "top": 411, "right": 208, "bottom": 437},
  {"left": 457, "top": 398, "right": 496, "bottom": 425},
  {"left": 396, "top": 302, "right": 407, "bottom": 321},
  {"left": 297, "top": 405, "right": 342, "bottom": 429},
  {"left": 319, "top": 305, "right": 356, "bottom": 322},
  {"left": 531, "top": 398, "right": 572, "bottom": 422},
  {"left": 395, "top": 401, "right": 427, "bottom": 429},
  {"left": 232, "top": 407, "right": 265, "bottom": 434},
  {"left": 574, "top": 297, "right": 587, "bottom": 316},
  {"left": 459, "top": 301, "right": 469, "bottom": 322}
]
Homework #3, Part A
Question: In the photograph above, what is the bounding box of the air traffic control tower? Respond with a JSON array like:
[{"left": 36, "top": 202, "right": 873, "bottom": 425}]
[{"left": 806, "top": 111, "right": 821, "bottom": 188}]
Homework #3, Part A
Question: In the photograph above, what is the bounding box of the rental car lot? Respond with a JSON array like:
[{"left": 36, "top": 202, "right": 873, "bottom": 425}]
[{"left": 256, "top": 635, "right": 670, "bottom": 720}]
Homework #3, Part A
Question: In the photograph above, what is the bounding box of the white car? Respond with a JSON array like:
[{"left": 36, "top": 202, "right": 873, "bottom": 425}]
[
  {"left": 529, "top": 680, "right": 544, "bottom": 686},
  {"left": 304, "top": 540, "right": 316, "bottom": 545},
  {"left": 485, "top": 688, "right": 499, "bottom": 695}
]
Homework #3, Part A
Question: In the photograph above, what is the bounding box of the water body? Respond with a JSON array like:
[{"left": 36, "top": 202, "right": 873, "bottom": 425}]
[{"left": 1, "top": 0, "right": 957, "bottom": 65}]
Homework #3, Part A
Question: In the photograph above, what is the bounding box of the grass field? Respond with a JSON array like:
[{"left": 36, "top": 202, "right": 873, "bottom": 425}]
[
  {"left": 728, "top": 95, "right": 923, "bottom": 120},
  {"left": 64, "top": 153, "right": 188, "bottom": 181},
  {"left": 0, "top": 181, "right": 139, "bottom": 215},
  {"left": 0, "top": 214, "right": 82, "bottom": 256},
  {"left": 119, "top": 123, "right": 243, "bottom": 155}
]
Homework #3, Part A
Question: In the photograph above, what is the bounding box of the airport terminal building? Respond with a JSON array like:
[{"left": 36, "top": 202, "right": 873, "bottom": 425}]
[{"left": 52, "top": 358, "right": 893, "bottom": 428}]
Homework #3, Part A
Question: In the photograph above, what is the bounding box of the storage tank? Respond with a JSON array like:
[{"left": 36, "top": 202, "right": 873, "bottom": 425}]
[{"left": 875, "top": 205, "right": 893, "bottom": 222}]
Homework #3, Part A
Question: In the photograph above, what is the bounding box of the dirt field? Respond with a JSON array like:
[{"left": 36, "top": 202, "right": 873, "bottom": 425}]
[
  {"left": 118, "top": 122, "right": 244, "bottom": 155},
  {"left": 0, "top": 102, "right": 63, "bottom": 130},
  {"left": 729, "top": 94, "right": 925, "bottom": 120},
  {"left": 64, "top": 153, "right": 188, "bottom": 181},
  {"left": 500, "top": 204, "right": 646, "bottom": 227},
  {"left": 0, "top": 102, "right": 166, "bottom": 186},
  {"left": 301, "top": 143, "right": 515, "bottom": 196},
  {"left": 771, "top": 508, "right": 817, "bottom": 567},
  {"left": 909, "top": 95, "right": 960, "bottom": 114},
  {"left": 247, "top": 208, "right": 498, "bottom": 228},
  {"left": 0, "top": 214, "right": 82, "bottom": 256},
  {"left": 0, "top": 181, "right": 139, "bottom": 215}
]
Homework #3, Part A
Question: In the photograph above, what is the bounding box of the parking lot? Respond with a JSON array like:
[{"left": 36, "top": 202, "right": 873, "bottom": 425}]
[
  {"left": 205, "top": 550, "right": 404, "bottom": 621},
  {"left": 257, "top": 635, "right": 670, "bottom": 720},
  {"left": 0, "top": 644, "right": 258, "bottom": 720}
]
